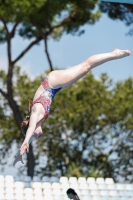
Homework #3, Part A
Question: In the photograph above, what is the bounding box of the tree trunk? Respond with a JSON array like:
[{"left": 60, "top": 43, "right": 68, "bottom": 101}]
[{"left": 27, "top": 143, "right": 35, "bottom": 178}]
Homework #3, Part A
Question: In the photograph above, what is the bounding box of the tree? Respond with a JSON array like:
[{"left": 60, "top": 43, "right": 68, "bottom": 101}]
[
  {"left": 99, "top": 2, "right": 133, "bottom": 36},
  {"left": 0, "top": 0, "right": 101, "bottom": 177}
]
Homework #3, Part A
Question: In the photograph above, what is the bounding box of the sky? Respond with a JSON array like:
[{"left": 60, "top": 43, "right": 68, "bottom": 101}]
[{"left": 0, "top": 12, "right": 133, "bottom": 177}]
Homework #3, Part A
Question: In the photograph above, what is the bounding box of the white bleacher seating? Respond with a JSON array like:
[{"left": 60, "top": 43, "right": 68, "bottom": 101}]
[
  {"left": 14, "top": 187, "right": 24, "bottom": 194},
  {"left": 50, "top": 176, "right": 59, "bottom": 182},
  {"left": 43, "top": 194, "right": 54, "bottom": 200},
  {"left": 33, "top": 188, "right": 43, "bottom": 195},
  {"left": 14, "top": 194, "right": 25, "bottom": 200},
  {"left": 116, "top": 184, "right": 125, "bottom": 190},
  {"left": 79, "top": 183, "right": 88, "bottom": 189},
  {"left": 42, "top": 176, "right": 50, "bottom": 182},
  {"left": 42, "top": 182, "right": 52, "bottom": 189},
  {"left": 14, "top": 181, "right": 24, "bottom": 188},
  {"left": 53, "top": 195, "right": 63, "bottom": 200},
  {"left": 24, "top": 181, "right": 31, "bottom": 188},
  {"left": 52, "top": 189, "right": 62, "bottom": 195},
  {"left": 125, "top": 184, "right": 133, "bottom": 190},
  {"left": 0, "top": 181, "right": 4, "bottom": 187},
  {"left": 88, "top": 183, "right": 98, "bottom": 190},
  {"left": 51, "top": 182, "right": 61, "bottom": 189},
  {"left": 0, "top": 194, "right": 5, "bottom": 200},
  {"left": 90, "top": 190, "right": 100, "bottom": 196},
  {"left": 34, "top": 194, "right": 44, "bottom": 200},
  {"left": 105, "top": 178, "right": 114, "bottom": 184},
  {"left": 24, "top": 176, "right": 32, "bottom": 182},
  {"left": 5, "top": 175, "right": 14, "bottom": 182},
  {"left": 5, "top": 187, "right": 14, "bottom": 194},
  {"left": 59, "top": 176, "right": 68, "bottom": 183},
  {"left": 69, "top": 177, "right": 78, "bottom": 183},
  {"left": 69, "top": 183, "right": 79, "bottom": 189},
  {"left": 61, "top": 189, "right": 68, "bottom": 195},
  {"left": 82, "top": 196, "right": 92, "bottom": 200},
  {"left": 87, "top": 177, "right": 95, "bottom": 184},
  {"left": 5, "top": 181, "right": 15, "bottom": 188},
  {"left": 5, "top": 193, "right": 15, "bottom": 200},
  {"left": 0, "top": 175, "right": 4, "bottom": 182},
  {"left": 92, "top": 196, "right": 101, "bottom": 200},
  {"left": 80, "top": 189, "right": 90, "bottom": 195},
  {"left": 32, "top": 176, "right": 41, "bottom": 182},
  {"left": 101, "top": 197, "right": 110, "bottom": 200},
  {"left": 110, "top": 197, "right": 119, "bottom": 200},
  {"left": 96, "top": 178, "right": 105, "bottom": 184},
  {"left": 100, "top": 190, "right": 109, "bottom": 196},
  {"left": 127, "top": 190, "right": 133, "bottom": 197},
  {"left": 32, "top": 181, "right": 42, "bottom": 189},
  {"left": 60, "top": 182, "right": 70, "bottom": 189},
  {"left": 118, "top": 190, "right": 127, "bottom": 197},
  {"left": 78, "top": 177, "right": 87, "bottom": 184},
  {"left": 98, "top": 184, "right": 107, "bottom": 190},
  {"left": 107, "top": 184, "right": 116, "bottom": 190},
  {"left": 109, "top": 190, "right": 118, "bottom": 196},
  {"left": 43, "top": 188, "right": 53, "bottom": 195},
  {"left": 24, "top": 188, "right": 33, "bottom": 195}
]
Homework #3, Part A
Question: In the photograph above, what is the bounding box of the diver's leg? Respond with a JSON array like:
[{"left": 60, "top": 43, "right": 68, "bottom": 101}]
[{"left": 48, "top": 49, "right": 131, "bottom": 89}]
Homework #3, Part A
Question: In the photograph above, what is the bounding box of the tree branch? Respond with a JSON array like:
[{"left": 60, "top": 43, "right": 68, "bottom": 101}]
[
  {"left": 12, "top": 37, "right": 42, "bottom": 65},
  {"left": 31, "top": 21, "right": 53, "bottom": 71},
  {"left": 10, "top": 22, "right": 19, "bottom": 38},
  {"left": 0, "top": 15, "right": 9, "bottom": 34}
]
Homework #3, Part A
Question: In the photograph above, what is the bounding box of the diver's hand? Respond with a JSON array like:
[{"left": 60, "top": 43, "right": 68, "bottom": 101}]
[{"left": 20, "top": 139, "right": 29, "bottom": 155}]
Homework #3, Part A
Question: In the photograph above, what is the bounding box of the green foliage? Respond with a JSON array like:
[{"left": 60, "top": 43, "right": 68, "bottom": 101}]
[{"left": 99, "top": 2, "right": 133, "bottom": 36}]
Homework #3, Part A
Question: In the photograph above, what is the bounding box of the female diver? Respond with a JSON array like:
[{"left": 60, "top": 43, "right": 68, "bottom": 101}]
[{"left": 19, "top": 48, "right": 131, "bottom": 156}]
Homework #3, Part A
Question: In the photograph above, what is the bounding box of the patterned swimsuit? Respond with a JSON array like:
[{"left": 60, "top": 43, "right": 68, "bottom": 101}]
[{"left": 32, "top": 75, "right": 62, "bottom": 122}]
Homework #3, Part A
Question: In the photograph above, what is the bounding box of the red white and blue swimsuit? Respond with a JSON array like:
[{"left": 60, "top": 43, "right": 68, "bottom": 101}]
[{"left": 32, "top": 75, "right": 62, "bottom": 121}]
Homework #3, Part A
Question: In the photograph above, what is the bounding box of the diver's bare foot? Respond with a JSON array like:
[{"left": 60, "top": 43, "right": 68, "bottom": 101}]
[{"left": 113, "top": 48, "right": 131, "bottom": 59}]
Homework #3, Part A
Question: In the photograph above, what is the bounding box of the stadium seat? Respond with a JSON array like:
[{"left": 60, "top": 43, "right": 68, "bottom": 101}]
[
  {"left": 0, "top": 175, "right": 4, "bottom": 182},
  {"left": 14, "top": 194, "right": 25, "bottom": 200},
  {"left": 101, "top": 197, "right": 110, "bottom": 200},
  {"left": 92, "top": 196, "right": 101, "bottom": 200},
  {"left": 106, "top": 185, "right": 116, "bottom": 190},
  {"left": 0, "top": 194, "right": 5, "bottom": 200},
  {"left": 98, "top": 184, "right": 107, "bottom": 190},
  {"left": 5, "top": 175, "right": 14, "bottom": 182},
  {"left": 59, "top": 176, "right": 69, "bottom": 183},
  {"left": 80, "top": 189, "right": 90, "bottom": 195},
  {"left": 52, "top": 189, "right": 62, "bottom": 195},
  {"left": 125, "top": 184, "right": 133, "bottom": 190},
  {"left": 79, "top": 183, "right": 88, "bottom": 189},
  {"left": 69, "top": 177, "right": 78, "bottom": 183},
  {"left": 42, "top": 182, "right": 52, "bottom": 189},
  {"left": 78, "top": 177, "right": 87, "bottom": 184},
  {"left": 53, "top": 195, "right": 63, "bottom": 200},
  {"left": 90, "top": 190, "right": 100, "bottom": 196},
  {"left": 42, "top": 176, "right": 50, "bottom": 182},
  {"left": 32, "top": 181, "right": 42, "bottom": 189},
  {"left": 43, "top": 194, "right": 54, "bottom": 200},
  {"left": 82, "top": 196, "right": 92, "bottom": 200},
  {"left": 127, "top": 190, "right": 133, "bottom": 197},
  {"left": 88, "top": 183, "right": 98, "bottom": 190},
  {"left": 24, "top": 182, "right": 31, "bottom": 188},
  {"left": 5, "top": 193, "right": 15, "bottom": 200},
  {"left": 109, "top": 190, "right": 118, "bottom": 196},
  {"left": 69, "top": 183, "right": 79, "bottom": 189},
  {"left": 43, "top": 188, "right": 53, "bottom": 195},
  {"left": 5, "top": 181, "right": 15, "bottom": 188},
  {"left": 33, "top": 188, "right": 43, "bottom": 195},
  {"left": 14, "top": 187, "right": 24, "bottom": 194},
  {"left": 116, "top": 184, "right": 125, "bottom": 190},
  {"left": 100, "top": 190, "right": 109, "bottom": 196},
  {"left": 105, "top": 178, "right": 114, "bottom": 184},
  {"left": 87, "top": 177, "right": 95, "bottom": 184},
  {"left": 50, "top": 176, "right": 59, "bottom": 182},
  {"left": 51, "top": 182, "right": 61, "bottom": 189},
  {"left": 60, "top": 182, "right": 70, "bottom": 189},
  {"left": 118, "top": 190, "right": 127, "bottom": 197},
  {"left": 96, "top": 178, "right": 105, "bottom": 184},
  {"left": 32, "top": 176, "right": 41, "bottom": 182},
  {"left": 24, "top": 188, "right": 33, "bottom": 195},
  {"left": 14, "top": 181, "right": 24, "bottom": 188},
  {"left": 23, "top": 176, "right": 32, "bottom": 182},
  {"left": 5, "top": 187, "right": 14, "bottom": 194}
]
